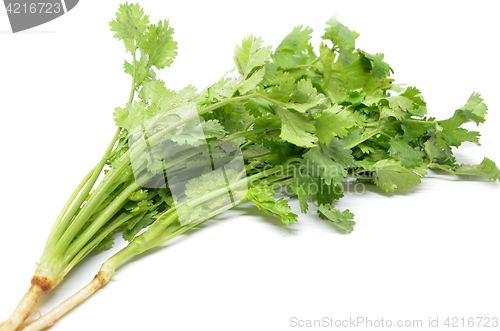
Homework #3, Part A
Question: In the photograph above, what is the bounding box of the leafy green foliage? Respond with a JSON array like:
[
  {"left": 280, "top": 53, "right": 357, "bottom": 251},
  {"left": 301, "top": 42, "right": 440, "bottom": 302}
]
[
  {"left": 454, "top": 158, "right": 500, "bottom": 180},
  {"left": 315, "top": 105, "right": 357, "bottom": 144},
  {"left": 247, "top": 182, "right": 298, "bottom": 225},
  {"left": 388, "top": 140, "right": 423, "bottom": 167},
  {"left": 13, "top": 12, "right": 500, "bottom": 331},
  {"left": 317, "top": 204, "right": 355, "bottom": 233},
  {"left": 276, "top": 106, "right": 317, "bottom": 147},
  {"left": 140, "top": 20, "right": 177, "bottom": 69},
  {"left": 109, "top": 3, "right": 149, "bottom": 44},
  {"left": 372, "top": 159, "right": 428, "bottom": 193},
  {"left": 39, "top": 5, "right": 500, "bottom": 283},
  {"left": 234, "top": 36, "right": 272, "bottom": 77},
  {"left": 272, "top": 25, "right": 314, "bottom": 69}
]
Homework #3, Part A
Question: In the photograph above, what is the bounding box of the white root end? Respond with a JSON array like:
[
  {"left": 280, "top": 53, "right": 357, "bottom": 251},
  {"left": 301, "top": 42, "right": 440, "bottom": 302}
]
[
  {"left": 20, "top": 271, "right": 112, "bottom": 331},
  {"left": 0, "top": 284, "right": 45, "bottom": 331}
]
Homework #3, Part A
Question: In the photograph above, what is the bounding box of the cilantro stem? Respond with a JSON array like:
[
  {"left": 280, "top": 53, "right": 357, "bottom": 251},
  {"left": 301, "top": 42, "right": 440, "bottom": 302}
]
[
  {"left": 221, "top": 127, "right": 280, "bottom": 141},
  {"left": 45, "top": 145, "right": 128, "bottom": 267},
  {"left": 41, "top": 128, "right": 123, "bottom": 264},
  {"left": 62, "top": 190, "right": 167, "bottom": 277},
  {"left": 283, "top": 157, "right": 302, "bottom": 167},
  {"left": 245, "top": 155, "right": 269, "bottom": 171},
  {"left": 43, "top": 165, "right": 97, "bottom": 252},
  {"left": 291, "top": 64, "right": 321, "bottom": 71},
  {"left": 240, "top": 141, "right": 254, "bottom": 150},
  {"left": 143, "top": 199, "right": 243, "bottom": 251},
  {"left": 379, "top": 131, "right": 393, "bottom": 139},
  {"left": 106, "top": 164, "right": 297, "bottom": 270},
  {"left": 344, "top": 128, "right": 382, "bottom": 150},
  {"left": 63, "top": 180, "right": 141, "bottom": 267},
  {"left": 128, "top": 48, "right": 137, "bottom": 104},
  {"left": 289, "top": 57, "right": 321, "bottom": 71},
  {"left": 143, "top": 164, "right": 291, "bottom": 242},
  {"left": 428, "top": 162, "right": 456, "bottom": 174},
  {"left": 244, "top": 151, "right": 271, "bottom": 160},
  {"left": 398, "top": 119, "right": 436, "bottom": 125}
]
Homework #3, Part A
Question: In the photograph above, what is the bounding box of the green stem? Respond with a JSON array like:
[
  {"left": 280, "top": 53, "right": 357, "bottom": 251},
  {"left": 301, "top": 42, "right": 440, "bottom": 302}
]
[
  {"left": 103, "top": 165, "right": 296, "bottom": 272},
  {"left": 222, "top": 127, "right": 280, "bottom": 142},
  {"left": 43, "top": 128, "right": 122, "bottom": 259},
  {"left": 128, "top": 49, "right": 137, "bottom": 104},
  {"left": 379, "top": 131, "right": 393, "bottom": 139},
  {"left": 63, "top": 180, "right": 140, "bottom": 266},
  {"left": 344, "top": 128, "right": 382, "bottom": 150},
  {"left": 44, "top": 165, "right": 96, "bottom": 252},
  {"left": 146, "top": 164, "right": 289, "bottom": 242},
  {"left": 245, "top": 155, "right": 269, "bottom": 171},
  {"left": 243, "top": 151, "right": 270, "bottom": 160},
  {"left": 103, "top": 198, "right": 243, "bottom": 271},
  {"left": 240, "top": 141, "right": 254, "bottom": 150},
  {"left": 62, "top": 212, "right": 136, "bottom": 275},
  {"left": 399, "top": 119, "right": 437, "bottom": 125},
  {"left": 428, "top": 162, "right": 456, "bottom": 174},
  {"left": 283, "top": 157, "right": 302, "bottom": 167},
  {"left": 289, "top": 58, "right": 321, "bottom": 71},
  {"left": 47, "top": 152, "right": 130, "bottom": 264}
]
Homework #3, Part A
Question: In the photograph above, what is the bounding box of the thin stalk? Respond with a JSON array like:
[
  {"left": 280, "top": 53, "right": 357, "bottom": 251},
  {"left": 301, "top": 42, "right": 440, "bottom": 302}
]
[
  {"left": 62, "top": 181, "right": 140, "bottom": 267},
  {"left": 128, "top": 49, "right": 137, "bottom": 104},
  {"left": 123, "top": 164, "right": 286, "bottom": 246},
  {"left": 344, "top": 128, "right": 382, "bottom": 150},
  {"left": 240, "top": 141, "right": 254, "bottom": 150},
  {"left": 44, "top": 128, "right": 122, "bottom": 259},
  {"left": 399, "top": 119, "right": 437, "bottom": 126},
  {"left": 222, "top": 128, "right": 280, "bottom": 142},
  {"left": 243, "top": 151, "right": 270, "bottom": 160},
  {"left": 289, "top": 63, "right": 321, "bottom": 71},
  {"left": 46, "top": 155, "right": 130, "bottom": 266},
  {"left": 44, "top": 165, "right": 96, "bottom": 252},
  {"left": 428, "top": 162, "right": 456, "bottom": 174},
  {"left": 136, "top": 199, "right": 243, "bottom": 254},
  {"left": 62, "top": 212, "right": 138, "bottom": 276},
  {"left": 245, "top": 156, "right": 268, "bottom": 172},
  {"left": 289, "top": 58, "right": 321, "bottom": 71}
]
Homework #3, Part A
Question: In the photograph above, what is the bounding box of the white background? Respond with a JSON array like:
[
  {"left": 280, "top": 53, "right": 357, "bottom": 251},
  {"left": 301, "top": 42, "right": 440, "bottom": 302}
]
[{"left": 1, "top": 1, "right": 499, "bottom": 330}]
